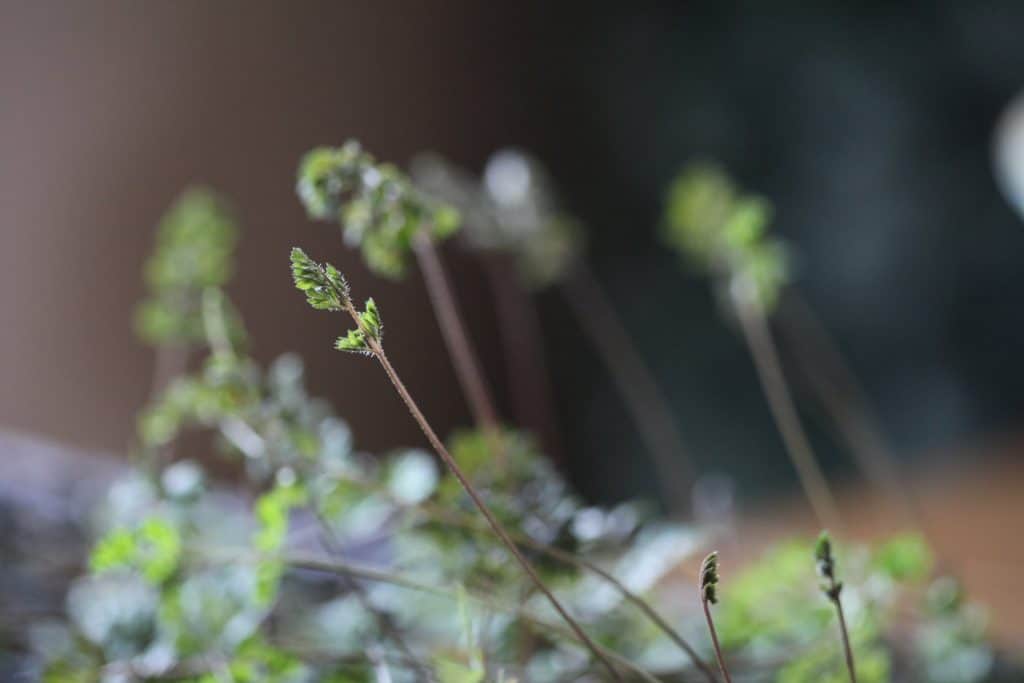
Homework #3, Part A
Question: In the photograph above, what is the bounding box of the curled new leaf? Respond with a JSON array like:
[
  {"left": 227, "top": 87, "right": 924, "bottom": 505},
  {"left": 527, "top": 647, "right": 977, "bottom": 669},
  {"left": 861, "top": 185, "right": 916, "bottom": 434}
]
[
  {"left": 815, "top": 530, "right": 843, "bottom": 600},
  {"left": 700, "top": 551, "right": 721, "bottom": 604}
]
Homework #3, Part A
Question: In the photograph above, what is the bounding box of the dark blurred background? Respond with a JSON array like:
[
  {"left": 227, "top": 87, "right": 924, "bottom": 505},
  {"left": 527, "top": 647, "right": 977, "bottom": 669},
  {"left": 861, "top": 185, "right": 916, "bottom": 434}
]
[{"left": 3, "top": 0, "right": 1024, "bottom": 509}]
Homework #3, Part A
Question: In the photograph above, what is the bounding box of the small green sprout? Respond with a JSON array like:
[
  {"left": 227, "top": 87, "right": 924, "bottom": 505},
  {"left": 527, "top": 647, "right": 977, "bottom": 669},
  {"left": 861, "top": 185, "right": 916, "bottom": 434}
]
[
  {"left": 816, "top": 530, "right": 843, "bottom": 601},
  {"left": 291, "top": 247, "right": 383, "bottom": 356},
  {"left": 296, "top": 140, "right": 461, "bottom": 278},
  {"left": 700, "top": 551, "right": 720, "bottom": 605},
  {"left": 334, "top": 298, "right": 382, "bottom": 356},
  {"left": 816, "top": 531, "right": 858, "bottom": 683},
  {"left": 699, "top": 551, "right": 732, "bottom": 682}
]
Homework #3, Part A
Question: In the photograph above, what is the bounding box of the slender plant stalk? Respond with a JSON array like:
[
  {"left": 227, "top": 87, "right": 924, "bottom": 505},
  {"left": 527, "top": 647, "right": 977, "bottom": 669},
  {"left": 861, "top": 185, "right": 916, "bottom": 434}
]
[
  {"left": 733, "top": 296, "right": 842, "bottom": 531},
  {"left": 833, "top": 597, "right": 857, "bottom": 683},
  {"left": 294, "top": 468, "right": 715, "bottom": 681},
  {"left": 698, "top": 552, "right": 731, "bottom": 683},
  {"left": 816, "top": 533, "right": 856, "bottom": 683},
  {"left": 701, "top": 601, "right": 729, "bottom": 683},
  {"left": 560, "top": 261, "right": 695, "bottom": 514},
  {"left": 416, "top": 500, "right": 718, "bottom": 682},
  {"left": 412, "top": 231, "right": 501, "bottom": 435},
  {"left": 340, "top": 300, "right": 623, "bottom": 681},
  {"left": 777, "top": 292, "right": 924, "bottom": 530}
]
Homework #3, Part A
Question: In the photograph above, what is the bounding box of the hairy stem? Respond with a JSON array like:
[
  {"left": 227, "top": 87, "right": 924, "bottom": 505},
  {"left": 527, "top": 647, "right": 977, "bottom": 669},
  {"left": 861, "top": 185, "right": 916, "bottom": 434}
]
[
  {"left": 560, "top": 262, "right": 695, "bottom": 514},
  {"left": 733, "top": 296, "right": 842, "bottom": 531},
  {"left": 701, "top": 600, "right": 731, "bottom": 683},
  {"left": 342, "top": 301, "right": 622, "bottom": 681},
  {"left": 412, "top": 231, "right": 501, "bottom": 435}
]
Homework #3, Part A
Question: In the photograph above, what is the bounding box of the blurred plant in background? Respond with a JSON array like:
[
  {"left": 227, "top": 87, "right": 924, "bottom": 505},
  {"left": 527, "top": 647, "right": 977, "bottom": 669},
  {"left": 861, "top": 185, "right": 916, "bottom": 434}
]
[{"left": 7, "top": 145, "right": 1012, "bottom": 682}]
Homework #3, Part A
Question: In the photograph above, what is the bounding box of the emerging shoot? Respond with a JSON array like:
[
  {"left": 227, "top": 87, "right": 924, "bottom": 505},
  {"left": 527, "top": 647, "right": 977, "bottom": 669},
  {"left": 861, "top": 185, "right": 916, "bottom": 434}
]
[
  {"left": 288, "top": 247, "right": 624, "bottom": 681},
  {"left": 816, "top": 531, "right": 858, "bottom": 683},
  {"left": 699, "top": 551, "right": 732, "bottom": 683}
]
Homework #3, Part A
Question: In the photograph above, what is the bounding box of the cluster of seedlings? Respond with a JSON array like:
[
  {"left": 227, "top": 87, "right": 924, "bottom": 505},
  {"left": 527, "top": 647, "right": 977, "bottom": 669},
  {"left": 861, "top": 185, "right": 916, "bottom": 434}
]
[{"left": 12, "top": 141, "right": 1000, "bottom": 682}]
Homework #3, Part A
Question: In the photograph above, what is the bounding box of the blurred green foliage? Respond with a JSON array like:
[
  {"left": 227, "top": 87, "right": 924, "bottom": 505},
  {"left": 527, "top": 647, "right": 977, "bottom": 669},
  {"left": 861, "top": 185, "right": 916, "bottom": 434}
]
[
  {"left": 663, "top": 163, "right": 788, "bottom": 313},
  {"left": 134, "top": 188, "right": 242, "bottom": 346},
  {"left": 297, "top": 141, "right": 461, "bottom": 278},
  {"left": 23, "top": 161, "right": 1004, "bottom": 682}
]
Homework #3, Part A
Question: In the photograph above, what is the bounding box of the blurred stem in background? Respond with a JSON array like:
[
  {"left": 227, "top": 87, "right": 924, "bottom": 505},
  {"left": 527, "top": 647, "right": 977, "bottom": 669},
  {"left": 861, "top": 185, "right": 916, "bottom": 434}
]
[
  {"left": 411, "top": 230, "right": 507, "bottom": 467},
  {"left": 482, "top": 253, "right": 565, "bottom": 463},
  {"left": 413, "top": 150, "right": 699, "bottom": 515},
  {"left": 733, "top": 290, "right": 843, "bottom": 531},
  {"left": 558, "top": 260, "right": 695, "bottom": 515},
  {"left": 778, "top": 291, "right": 928, "bottom": 534}
]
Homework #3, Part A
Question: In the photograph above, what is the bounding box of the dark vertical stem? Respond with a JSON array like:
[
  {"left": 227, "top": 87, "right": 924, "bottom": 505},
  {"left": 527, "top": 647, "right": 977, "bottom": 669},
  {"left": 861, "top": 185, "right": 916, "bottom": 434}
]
[
  {"left": 701, "top": 600, "right": 731, "bottom": 683},
  {"left": 412, "top": 231, "right": 501, "bottom": 435},
  {"left": 559, "top": 261, "right": 695, "bottom": 514},
  {"left": 734, "top": 297, "right": 842, "bottom": 531},
  {"left": 345, "top": 301, "right": 622, "bottom": 681},
  {"left": 833, "top": 597, "right": 857, "bottom": 683}
]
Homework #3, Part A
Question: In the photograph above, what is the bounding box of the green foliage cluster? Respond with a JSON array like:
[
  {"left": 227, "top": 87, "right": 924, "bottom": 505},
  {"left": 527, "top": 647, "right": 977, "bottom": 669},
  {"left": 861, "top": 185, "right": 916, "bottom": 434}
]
[
  {"left": 662, "top": 163, "right": 788, "bottom": 312},
  {"left": 290, "top": 247, "right": 382, "bottom": 355},
  {"left": 134, "top": 188, "right": 242, "bottom": 346},
  {"left": 297, "top": 141, "right": 461, "bottom": 278}
]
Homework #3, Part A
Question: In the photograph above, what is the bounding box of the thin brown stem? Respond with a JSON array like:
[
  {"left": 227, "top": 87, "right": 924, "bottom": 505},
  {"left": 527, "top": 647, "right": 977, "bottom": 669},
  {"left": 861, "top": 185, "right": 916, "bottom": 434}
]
[
  {"left": 288, "top": 551, "right": 659, "bottom": 683},
  {"left": 412, "top": 231, "right": 501, "bottom": 435},
  {"left": 701, "top": 600, "right": 731, "bottom": 683},
  {"left": 342, "top": 301, "right": 622, "bottom": 681},
  {"left": 833, "top": 596, "right": 857, "bottom": 683},
  {"left": 777, "top": 292, "right": 924, "bottom": 531},
  {"left": 560, "top": 262, "right": 695, "bottom": 514},
  {"left": 416, "top": 500, "right": 717, "bottom": 682},
  {"left": 734, "top": 297, "right": 842, "bottom": 531}
]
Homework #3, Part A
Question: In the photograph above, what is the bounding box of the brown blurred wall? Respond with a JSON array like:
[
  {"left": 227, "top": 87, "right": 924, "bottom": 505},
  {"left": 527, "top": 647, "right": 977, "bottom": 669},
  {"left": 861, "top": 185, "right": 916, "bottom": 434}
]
[{"left": 0, "top": 1, "right": 535, "bottom": 455}]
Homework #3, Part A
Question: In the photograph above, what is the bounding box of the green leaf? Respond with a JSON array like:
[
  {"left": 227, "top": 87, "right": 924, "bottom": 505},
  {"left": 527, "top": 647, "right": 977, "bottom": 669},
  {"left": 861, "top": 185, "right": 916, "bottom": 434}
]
[
  {"left": 90, "top": 515, "right": 181, "bottom": 584},
  {"left": 252, "top": 479, "right": 307, "bottom": 604},
  {"left": 290, "top": 247, "right": 349, "bottom": 311},
  {"left": 334, "top": 328, "right": 369, "bottom": 355},
  {"left": 254, "top": 481, "right": 308, "bottom": 554}
]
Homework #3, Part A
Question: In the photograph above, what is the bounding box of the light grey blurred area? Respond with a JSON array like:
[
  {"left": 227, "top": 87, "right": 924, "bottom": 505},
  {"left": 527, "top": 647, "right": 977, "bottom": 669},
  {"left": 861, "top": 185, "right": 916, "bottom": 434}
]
[{"left": 0, "top": 1, "right": 527, "bottom": 455}]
